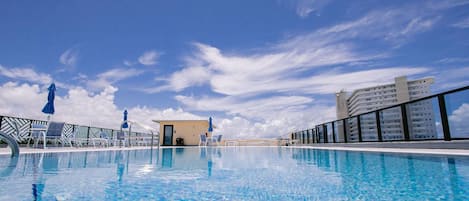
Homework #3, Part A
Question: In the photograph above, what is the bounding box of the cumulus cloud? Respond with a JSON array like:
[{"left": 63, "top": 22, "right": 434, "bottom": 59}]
[
  {"left": 448, "top": 103, "right": 469, "bottom": 138},
  {"left": 0, "top": 80, "right": 338, "bottom": 138},
  {"left": 0, "top": 65, "right": 52, "bottom": 85},
  {"left": 216, "top": 104, "right": 336, "bottom": 139},
  {"left": 138, "top": 50, "right": 160, "bottom": 66},
  {"left": 0, "top": 82, "right": 201, "bottom": 132}
]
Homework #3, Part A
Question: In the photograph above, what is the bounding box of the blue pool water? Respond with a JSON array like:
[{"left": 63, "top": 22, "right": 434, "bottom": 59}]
[{"left": 0, "top": 147, "right": 468, "bottom": 200}]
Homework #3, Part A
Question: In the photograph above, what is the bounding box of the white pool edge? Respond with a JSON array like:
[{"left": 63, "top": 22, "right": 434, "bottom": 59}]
[
  {"left": 292, "top": 146, "right": 469, "bottom": 156},
  {"left": 1, "top": 145, "right": 468, "bottom": 156}
]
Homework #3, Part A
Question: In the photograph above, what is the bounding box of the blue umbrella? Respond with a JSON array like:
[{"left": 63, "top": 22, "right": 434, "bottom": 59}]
[
  {"left": 208, "top": 117, "right": 213, "bottom": 132},
  {"left": 122, "top": 110, "right": 129, "bottom": 128},
  {"left": 41, "top": 83, "right": 56, "bottom": 115}
]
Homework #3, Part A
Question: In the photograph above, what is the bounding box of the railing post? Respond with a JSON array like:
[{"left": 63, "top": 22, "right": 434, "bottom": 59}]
[
  {"left": 323, "top": 125, "right": 328, "bottom": 143},
  {"left": 332, "top": 121, "right": 336, "bottom": 143},
  {"left": 357, "top": 116, "right": 363, "bottom": 142},
  {"left": 315, "top": 128, "right": 318, "bottom": 143},
  {"left": 86, "top": 127, "right": 91, "bottom": 146},
  {"left": 401, "top": 105, "right": 410, "bottom": 141},
  {"left": 375, "top": 111, "right": 383, "bottom": 142},
  {"left": 438, "top": 95, "right": 451, "bottom": 141},
  {"left": 343, "top": 119, "right": 348, "bottom": 143},
  {"left": 0, "top": 116, "right": 3, "bottom": 131}
]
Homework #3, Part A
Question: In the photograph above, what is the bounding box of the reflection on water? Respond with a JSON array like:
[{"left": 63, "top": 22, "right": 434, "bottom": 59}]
[{"left": 0, "top": 148, "right": 467, "bottom": 200}]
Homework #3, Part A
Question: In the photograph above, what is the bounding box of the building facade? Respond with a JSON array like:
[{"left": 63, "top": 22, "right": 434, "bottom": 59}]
[
  {"left": 153, "top": 120, "right": 211, "bottom": 146},
  {"left": 336, "top": 76, "right": 437, "bottom": 141}
]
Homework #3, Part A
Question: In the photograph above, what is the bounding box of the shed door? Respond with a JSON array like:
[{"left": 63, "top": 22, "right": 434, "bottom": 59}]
[{"left": 163, "top": 125, "right": 174, "bottom": 146}]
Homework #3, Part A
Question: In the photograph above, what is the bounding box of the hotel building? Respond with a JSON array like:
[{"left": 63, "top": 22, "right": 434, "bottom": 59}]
[{"left": 336, "top": 76, "right": 437, "bottom": 141}]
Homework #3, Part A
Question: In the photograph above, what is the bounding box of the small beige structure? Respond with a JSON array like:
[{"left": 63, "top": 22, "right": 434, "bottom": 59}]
[{"left": 153, "top": 120, "right": 211, "bottom": 146}]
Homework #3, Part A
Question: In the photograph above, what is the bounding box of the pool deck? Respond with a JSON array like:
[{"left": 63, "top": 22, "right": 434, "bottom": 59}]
[{"left": 0, "top": 140, "right": 468, "bottom": 156}]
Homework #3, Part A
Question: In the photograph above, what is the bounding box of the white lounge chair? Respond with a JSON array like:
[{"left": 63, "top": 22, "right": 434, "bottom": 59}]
[
  {"left": 199, "top": 134, "right": 207, "bottom": 146},
  {"left": 31, "top": 122, "right": 66, "bottom": 149},
  {"left": 210, "top": 135, "right": 222, "bottom": 146}
]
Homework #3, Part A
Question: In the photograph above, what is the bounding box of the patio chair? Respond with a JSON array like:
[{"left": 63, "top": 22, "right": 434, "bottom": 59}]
[
  {"left": 211, "top": 135, "right": 222, "bottom": 146},
  {"left": 199, "top": 134, "right": 207, "bottom": 146},
  {"left": 31, "top": 122, "right": 66, "bottom": 149},
  {"left": 65, "top": 130, "right": 87, "bottom": 147},
  {"left": 27, "top": 123, "right": 46, "bottom": 147},
  {"left": 90, "top": 132, "right": 110, "bottom": 147},
  {"left": 116, "top": 131, "right": 126, "bottom": 147}
]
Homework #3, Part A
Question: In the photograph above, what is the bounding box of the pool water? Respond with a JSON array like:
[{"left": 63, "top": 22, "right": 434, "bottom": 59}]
[{"left": 0, "top": 147, "right": 468, "bottom": 200}]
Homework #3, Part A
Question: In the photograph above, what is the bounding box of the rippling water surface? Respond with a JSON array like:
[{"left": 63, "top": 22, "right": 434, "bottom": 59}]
[{"left": 0, "top": 147, "right": 468, "bottom": 200}]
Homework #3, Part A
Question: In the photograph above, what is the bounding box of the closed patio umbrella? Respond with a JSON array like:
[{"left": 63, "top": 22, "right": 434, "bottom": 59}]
[
  {"left": 208, "top": 117, "right": 213, "bottom": 132},
  {"left": 122, "top": 110, "right": 129, "bottom": 129},
  {"left": 41, "top": 83, "right": 56, "bottom": 120}
]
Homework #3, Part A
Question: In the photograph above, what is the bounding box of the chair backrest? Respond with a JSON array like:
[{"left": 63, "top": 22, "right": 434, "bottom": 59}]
[
  {"left": 100, "top": 132, "right": 108, "bottom": 139},
  {"left": 200, "top": 134, "right": 206, "bottom": 142},
  {"left": 46, "top": 122, "right": 65, "bottom": 137},
  {"left": 31, "top": 123, "right": 47, "bottom": 138},
  {"left": 117, "top": 131, "right": 125, "bottom": 140},
  {"left": 216, "top": 135, "right": 222, "bottom": 142}
]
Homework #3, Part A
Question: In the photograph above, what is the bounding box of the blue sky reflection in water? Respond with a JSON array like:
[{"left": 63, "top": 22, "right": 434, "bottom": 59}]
[
  {"left": 0, "top": 0, "right": 468, "bottom": 138},
  {"left": 0, "top": 148, "right": 468, "bottom": 200}
]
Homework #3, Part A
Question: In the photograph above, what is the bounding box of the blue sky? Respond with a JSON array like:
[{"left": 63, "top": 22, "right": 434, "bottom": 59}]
[{"left": 0, "top": 0, "right": 468, "bottom": 138}]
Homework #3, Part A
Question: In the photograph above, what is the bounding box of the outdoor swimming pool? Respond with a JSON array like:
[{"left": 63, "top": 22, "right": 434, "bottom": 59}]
[{"left": 0, "top": 147, "right": 468, "bottom": 200}]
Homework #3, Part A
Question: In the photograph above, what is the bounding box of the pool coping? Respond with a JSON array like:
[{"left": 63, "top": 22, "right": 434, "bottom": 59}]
[
  {"left": 291, "top": 146, "right": 469, "bottom": 156},
  {"left": 1, "top": 145, "right": 468, "bottom": 156}
]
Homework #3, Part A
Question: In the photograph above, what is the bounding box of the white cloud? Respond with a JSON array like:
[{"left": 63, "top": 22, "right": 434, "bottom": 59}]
[
  {"left": 60, "top": 48, "right": 78, "bottom": 66},
  {"left": 138, "top": 50, "right": 160, "bottom": 66},
  {"left": 0, "top": 65, "right": 52, "bottom": 85},
  {"left": 86, "top": 68, "right": 144, "bottom": 91},
  {"left": 426, "top": 0, "right": 469, "bottom": 10},
  {"left": 0, "top": 82, "right": 201, "bottom": 133},
  {"left": 139, "top": 6, "right": 438, "bottom": 139},
  {"left": 123, "top": 60, "right": 136, "bottom": 66},
  {"left": 175, "top": 95, "right": 314, "bottom": 119},
  {"left": 215, "top": 104, "right": 336, "bottom": 139},
  {"left": 436, "top": 57, "right": 469, "bottom": 64},
  {"left": 293, "top": 0, "right": 331, "bottom": 18},
  {"left": 0, "top": 81, "right": 338, "bottom": 139},
  {"left": 448, "top": 103, "right": 469, "bottom": 138},
  {"left": 452, "top": 16, "right": 469, "bottom": 28},
  {"left": 150, "top": 6, "right": 440, "bottom": 95},
  {"left": 431, "top": 66, "right": 469, "bottom": 91},
  {"left": 279, "top": 0, "right": 331, "bottom": 18}
]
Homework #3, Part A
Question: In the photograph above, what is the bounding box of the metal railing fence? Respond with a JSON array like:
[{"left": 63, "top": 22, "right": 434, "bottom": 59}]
[{"left": 0, "top": 115, "right": 153, "bottom": 147}]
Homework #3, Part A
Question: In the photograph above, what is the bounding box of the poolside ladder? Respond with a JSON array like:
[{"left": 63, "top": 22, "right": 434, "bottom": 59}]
[{"left": 0, "top": 131, "right": 19, "bottom": 157}]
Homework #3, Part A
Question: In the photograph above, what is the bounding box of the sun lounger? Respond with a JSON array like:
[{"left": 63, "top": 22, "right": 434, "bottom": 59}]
[{"left": 30, "top": 122, "right": 66, "bottom": 149}]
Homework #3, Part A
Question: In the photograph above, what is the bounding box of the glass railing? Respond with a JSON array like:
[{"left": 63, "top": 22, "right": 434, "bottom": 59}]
[{"left": 290, "top": 85, "right": 468, "bottom": 144}]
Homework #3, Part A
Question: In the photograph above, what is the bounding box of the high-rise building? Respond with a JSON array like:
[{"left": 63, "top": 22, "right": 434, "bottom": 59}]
[{"left": 336, "top": 76, "right": 437, "bottom": 141}]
